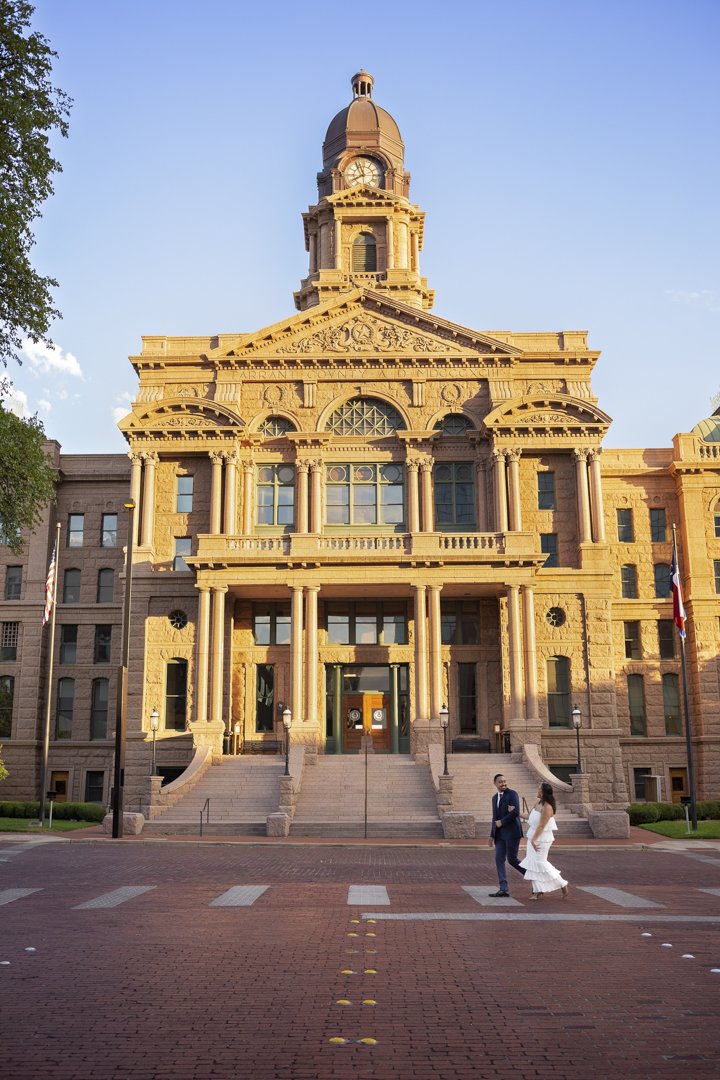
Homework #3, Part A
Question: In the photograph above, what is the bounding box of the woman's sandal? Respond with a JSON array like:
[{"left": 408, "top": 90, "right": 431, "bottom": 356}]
[
  {"left": 528, "top": 893, "right": 543, "bottom": 901},
  {"left": 561, "top": 885, "right": 569, "bottom": 899}
]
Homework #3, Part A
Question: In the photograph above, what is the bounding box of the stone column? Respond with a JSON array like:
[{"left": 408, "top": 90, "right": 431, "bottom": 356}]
[
  {"left": 411, "top": 230, "right": 419, "bottom": 271},
  {"left": 574, "top": 449, "right": 592, "bottom": 544},
  {"left": 334, "top": 219, "right": 342, "bottom": 270},
  {"left": 140, "top": 451, "right": 158, "bottom": 547},
  {"left": 209, "top": 585, "right": 227, "bottom": 726},
  {"left": 475, "top": 459, "right": 488, "bottom": 532},
  {"left": 506, "top": 449, "right": 522, "bottom": 532},
  {"left": 420, "top": 461, "right": 434, "bottom": 532},
  {"left": 210, "top": 451, "right": 224, "bottom": 534},
  {"left": 428, "top": 585, "right": 443, "bottom": 720},
  {"left": 291, "top": 586, "right": 304, "bottom": 722},
  {"left": 310, "top": 459, "right": 322, "bottom": 533},
  {"left": 386, "top": 217, "right": 394, "bottom": 269},
  {"left": 407, "top": 459, "right": 420, "bottom": 534},
  {"left": 493, "top": 450, "right": 508, "bottom": 533},
  {"left": 506, "top": 585, "right": 524, "bottom": 720},
  {"left": 521, "top": 585, "right": 538, "bottom": 720},
  {"left": 309, "top": 231, "right": 317, "bottom": 273},
  {"left": 194, "top": 585, "right": 212, "bottom": 724},
  {"left": 223, "top": 451, "right": 238, "bottom": 535},
  {"left": 242, "top": 462, "right": 254, "bottom": 535},
  {"left": 413, "top": 585, "right": 429, "bottom": 719},
  {"left": 296, "top": 461, "right": 309, "bottom": 534},
  {"left": 129, "top": 453, "right": 142, "bottom": 546},
  {"left": 305, "top": 585, "right": 319, "bottom": 728},
  {"left": 588, "top": 450, "right": 606, "bottom": 542}
]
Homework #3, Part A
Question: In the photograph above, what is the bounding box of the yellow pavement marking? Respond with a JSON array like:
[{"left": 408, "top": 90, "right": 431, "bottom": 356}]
[
  {"left": 363, "top": 968, "right": 377, "bottom": 974},
  {"left": 336, "top": 999, "right": 352, "bottom": 1005},
  {"left": 362, "top": 999, "right": 377, "bottom": 1006},
  {"left": 329, "top": 1037, "right": 348, "bottom": 1045},
  {"left": 359, "top": 1037, "right": 378, "bottom": 1045}
]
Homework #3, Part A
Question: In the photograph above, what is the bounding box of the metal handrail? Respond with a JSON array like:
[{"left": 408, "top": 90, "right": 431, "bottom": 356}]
[{"left": 199, "top": 798, "right": 210, "bottom": 837}]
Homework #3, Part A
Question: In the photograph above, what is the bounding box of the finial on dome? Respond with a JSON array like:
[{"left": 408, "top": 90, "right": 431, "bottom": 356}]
[{"left": 352, "top": 70, "right": 374, "bottom": 99}]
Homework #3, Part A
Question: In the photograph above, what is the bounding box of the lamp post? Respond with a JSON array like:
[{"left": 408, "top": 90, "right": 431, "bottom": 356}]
[
  {"left": 440, "top": 704, "right": 449, "bottom": 777},
  {"left": 283, "top": 707, "right": 292, "bottom": 776},
  {"left": 112, "top": 499, "right": 136, "bottom": 839},
  {"left": 572, "top": 704, "right": 582, "bottom": 774},
  {"left": 150, "top": 708, "right": 159, "bottom": 775},
  {"left": 233, "top": 722, "right": 240, "bottom": 755}
]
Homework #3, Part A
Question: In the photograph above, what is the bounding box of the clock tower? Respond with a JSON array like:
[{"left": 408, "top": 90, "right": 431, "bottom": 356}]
[{"left": 294, "top": 71, "right": 434, "bottom": 311}]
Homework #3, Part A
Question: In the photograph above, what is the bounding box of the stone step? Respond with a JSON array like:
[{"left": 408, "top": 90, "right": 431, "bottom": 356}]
[{"left": 290, "top": 820, "right": 444, "bottom": 838}]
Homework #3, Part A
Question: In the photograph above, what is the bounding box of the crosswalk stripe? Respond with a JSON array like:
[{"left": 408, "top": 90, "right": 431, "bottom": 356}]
[
  {"left": 348, "top": 885, "right": 390, "bottom": 906},
  {"left": 360, "top": 913, "right": 720, "bottom": 923},
  {"left": 578, "top": 886, "right": 663, "bottom": 909},
  {"left": 209, "top": 885, "right": 269, "bottom": 907},
  {"left": 463, "top": 886, "right": 523, "bottom": 908},
  {"left": 700, "top": 887, "right": 720, "bottom": 896},
  {"left": 74, "top": 886, "right": 156, "bottom": 910},
  {"left": 0, "top": 888, "right": 42, "bottom": 906}
]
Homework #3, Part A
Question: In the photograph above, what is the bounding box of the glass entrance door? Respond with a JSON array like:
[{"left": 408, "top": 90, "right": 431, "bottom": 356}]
[{"left": 325, "top": 664, "right": 409, "bottom": 753}]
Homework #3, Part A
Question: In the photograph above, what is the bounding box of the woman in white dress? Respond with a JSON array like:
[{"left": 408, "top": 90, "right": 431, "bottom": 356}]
[{"left": 520, "top": 782, "right": 568, "bottom": 901}]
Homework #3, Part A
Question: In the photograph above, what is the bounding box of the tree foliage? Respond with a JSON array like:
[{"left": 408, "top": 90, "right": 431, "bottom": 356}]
[
  {"left": 0, "top": 0, "right": 71, "bottom": 366},
  {"left": 0, "top": 396, "right": 56, "bottom": 551}
]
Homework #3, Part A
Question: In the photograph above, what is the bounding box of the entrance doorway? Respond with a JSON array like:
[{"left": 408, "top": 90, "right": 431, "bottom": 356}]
[
  {"left": 50, "top": 770, "right": 69, "bottom": 803},
  {"left": 325, "top": 664, "right": 409, "bottom": 754},
  {"left": 669, "top": 768, "right": 688, "bottom": 804}
]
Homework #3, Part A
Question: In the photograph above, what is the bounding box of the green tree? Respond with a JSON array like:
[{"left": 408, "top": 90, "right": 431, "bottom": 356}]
[
  {"left": 0, "top": 396, "right": 56, "bottom": 551},
  {"left": 0, "top": 748, "right": 8, "bottom": 783},
  {"left": 0, "top": 0, "right": 71, "bottom": 367}
]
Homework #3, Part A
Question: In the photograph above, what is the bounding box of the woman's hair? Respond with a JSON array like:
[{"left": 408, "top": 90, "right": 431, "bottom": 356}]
[{"left": 539, "top": 782, "right": 556, "bottom": 812}]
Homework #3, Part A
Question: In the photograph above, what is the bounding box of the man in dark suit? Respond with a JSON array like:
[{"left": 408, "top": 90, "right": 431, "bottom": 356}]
[{"left": 488, "top": 772, "right": 526, "bottom": 897}]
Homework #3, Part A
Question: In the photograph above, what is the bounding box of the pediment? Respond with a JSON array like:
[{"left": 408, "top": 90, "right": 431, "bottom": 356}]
[
  {"left": 204, "top": 290, "right": 522, "bottom": 362},
  {"left": 327, "top": 186, "right": 402, "bottom": 207},
  {"left": 483, "top": 395, "right": 612, "bottom": 436},
  {"left": 119, "top": 398, "right": 245, "bottom": 437}
]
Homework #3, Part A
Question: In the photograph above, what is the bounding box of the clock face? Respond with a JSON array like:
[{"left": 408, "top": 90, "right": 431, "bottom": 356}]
[{"left": 345, "top": 157, "right": 383, "bottom": 188}]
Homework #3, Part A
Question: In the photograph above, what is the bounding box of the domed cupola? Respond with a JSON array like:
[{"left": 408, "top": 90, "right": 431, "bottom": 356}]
[{"left": 691, "top": 401, "right": 720, "bottom": 443}]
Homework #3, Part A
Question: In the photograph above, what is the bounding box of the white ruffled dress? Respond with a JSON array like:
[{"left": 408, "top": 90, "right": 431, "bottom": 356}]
[{"left": 519, "top": 807, "right": 568, "bottom": 895}]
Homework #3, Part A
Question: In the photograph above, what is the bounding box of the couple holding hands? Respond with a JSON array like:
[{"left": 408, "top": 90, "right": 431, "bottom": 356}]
[{"left": 488, "top": 772, "right": 568, "bottom": 900}]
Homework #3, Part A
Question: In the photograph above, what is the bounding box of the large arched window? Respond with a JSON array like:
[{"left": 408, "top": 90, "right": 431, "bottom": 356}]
[
  {"left": 352, "top": 232, "right": 377, "bottom": 272},
  {"left": 63, "top": 568, "right": 81, "bottom": 604},
  {"left": 662, "top": 673, "right": 681, "bottom": 736},
  {"left": 55, "top": 677, "right": 75, "bottom": 739},
  {"left": 0, "top": 675, "right": 14, "bottom": 738},
  {"left": 434, "top": 415, "right": 473, "bottom": 435},
  {"left": 326, "top": 398, "right": 404, "bottom": 436},
  {"left": 165, "top": 658, "right": 188, "bottom": 731},
  {"left": 258, "top": 416, "right": 297, "bottom": 437},
  {"left": 546, "top": 656, "right": 571, "bottom": 727},
  {"left": 90, "top": 678, "right": 109, "bottom": 740}
]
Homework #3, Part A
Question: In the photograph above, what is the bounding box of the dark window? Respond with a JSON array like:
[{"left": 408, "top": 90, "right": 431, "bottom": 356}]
[
  {"left": 546, "top": 656, "right": 571, "bottom": 727},
  {"left": 165, "top": 659, "right": 187, "bottom": 731},
  {"left": 654, "top": 563, "right": 672, "bottom": 599},
  {"left": 55, "top": 677, "right": 75, "bottom": 739},
  {"left": 434, "top": 415, "right": 473, "bottom": 435},
  {"left": 258, "top": 416, "right": 296, "bottom": 437},
  {"left": 649, "top": 508, "right": 667, "bottom": 543},
  {"left": 96, "top": 568, "right": 114, "bottom": 603},
  {"left": 0, "top": 675, "right": 14, "bottom": 737},
  {"left": 662, "top": 673, "right": 681, "bottom": 736},
  {"left": 173, "top": 538, "right": 192, "bottom": 572},
  {"left": 657, "top": 619, "right": 675, "bottom": 659},
  {"left": 176, "top": 475, "right": 194, "bottom": 513},
  {"left": 715, "top": 560, "right": 720, "bottom": 594},
  {"left": 325, "top": 463, "right": 404, "bottom": 528},
  {"left": 63, "top": 568, "right": 81, "bottom": 603},
  {"left": 90, "top": 678, "right": 109, "bottom": 739},
  {"left": 256, "top": 465, "right": 295, "bottom": 528},
  {"left": 458, "top": 663, "right": 477, "bottom": 734},
  {"left": 0, "top": 621, "right": 19, "bottom": 662},
  {"left": 624, "top": 620, "right": 641, "bottom": 660},
  {"left": 84, "top": 770, "right": 105, "bottom": 803},
  {"left": 4, "top": 566, "right": 22, "bottom": 600},
  {"left": 616, "top": 508, "right": 634, "bottom": 543},
  {"left": 67, "top": 514, "right": 84, "bottom": 547},
  {"left": 540, "top": 533, "right": 559, "bottom": 567},
  {"left": 537, "top": 472, "right": 555, "bottom": 510},
  {"left": 59, "top": 624, "right": 78, "bottom": 665},
  {"left": 434, "top": 462, "right": 476, "bottom": 529},
  {"left": 620, "top": 564, "right": 638, "bottom": 599},
  {"left": 253, "top": 604, "right": 291, "bottom": 646},
  {"left": 441, "top": 600, "right": 479, "bottom": 645},
  {"left": 327, "top": 612, "right": 350, "bottom": 645},
  {"left": 94, "top": 625, "right": 112, "bottom": 663},
  {"left": 633, "top": 766, "right": 652, "bottom": 800},
  {"left": 715, "top": 503, "right": 720, "bottom": 538},
  {"left": 101, "top": 513, "right": 118, "bottom": 547},
  {"left": 256, "top": 664, "right": 275, "bottom": 733},
  {"left": 352, "top": 232, "right": 377, "bottom": 272},
  {"left": 325, "top": 602, "right": 407, "bottom": 646},
  {"left": 627, "top": 674, "right": 646, "bottom": 736}
]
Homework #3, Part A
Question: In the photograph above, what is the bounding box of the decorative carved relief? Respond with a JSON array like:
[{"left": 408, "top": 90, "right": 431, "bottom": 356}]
[
  {"left": 441, "top": 383, "right": 462, "bottom": 404},
  {"left": 263, "top": 385, "right": 286, "bottom": 406},
  {"left": 168, "top": 384, "right": 210, "bottom": 399},
  {"left": 277, "top": 315, "right": 446, "bottom": 355}
]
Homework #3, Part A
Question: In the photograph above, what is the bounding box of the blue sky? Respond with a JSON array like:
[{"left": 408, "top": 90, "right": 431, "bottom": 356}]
[{"left": 6, "top": 0, "right": 719, "bottom": 453}]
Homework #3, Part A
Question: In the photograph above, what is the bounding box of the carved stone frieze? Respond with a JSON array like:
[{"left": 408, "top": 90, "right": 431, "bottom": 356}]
[{"left": 276, "top": 314, "right": 460, "bottom": 356}]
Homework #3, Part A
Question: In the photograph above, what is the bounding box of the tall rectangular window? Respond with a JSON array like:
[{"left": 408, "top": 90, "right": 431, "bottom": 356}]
[
  {"left": 325, "top": 602, "right": 407, "bottom": 645},
  {"left": 441, "top": 600, "right": 479, "bottom": 645},
  {"left": 715, "top": 560, "right": 720, "bottom": 594},
  {"left": 55, "top": 677, "right": 75, "bottom": 739},
  {"left": 84, "top": 770, "right": 105, "bottom": 803},
  {"left": 252, "top": 604, "right": 291, "bottom": 645},
  {"left": 255, "top": 664, "right": 275, "bottom": 733},
  {"left": 623, "top": 620, "right": 641, "bottom": 659},
  {"left": 434, "top": 462, "right": 476, "bottom": 529},
  {"left": 546, "top": 656, "right": 571, "bottom": 727},
  {"left": 633, "top": 767, "right": 652, "bottom": 800},
  {"left": 0, "top": 622, "right": 19, "bottom": 662},
  {"left": 173, "top": 538, "right": 192, "bottom": 571},
  {"left": 101, "top": 513, "right": 118, "bottom": 547},
  {"left": 165, "top": 659, "right": 187, "bottom": 730},
  {"left": 662, "top": 673, "right": 681, "bottom": 736},
  {"left": 63, "top": 568, "right": 81, "bottom": 603},
  {"left": 616, "top": 508, "right": 634, "bottom": 543},
  {"left": 458, "top": 663, "right": 477, "bottom": 734},
  {"left": 657, "top": 619, "right": 675, "bottom": 659},
  {"left": 176, "top": 475, "right": 194, "bottom": 513},
  {"left": 256, "top": 465, "right": 295, "bottom": 527},
  {"left": 90, "top": 678, "right": 109, "bottom": 739},
  {"left": 537, "top": 471, "right": 555, "bottom": 510},
  {"left": 620, "top": 565, "right": 638, "bottom": 599},
  {"left": 4, "top": 566, "right": 22, "bottom": 600},
  {"left": 540, "top": 533, "right": 559, "bottom": 568},
  {"left": 653, "top": 563, "right": 672, "bottom": 599},
  {"left": 325, "top": 464, "right": 404, "bottom": 528},
  {"left": 0, "top": 675, "right": 14, "bottom": 737},
  {"left": 627, "top": 674, "right": 646, "bottom": 736},
  {"left": 94, "top": 625, "right": 112, "bottom": 663},
  {"left": 67, "top": 514, "right": 84, "bottom": 547},
  {"left": 96, "top": 568, "right": 114, "bottom": 603},
  {"left": 649, "top": 508, "right": 667, "bottom": 543},
  {"left": 59, "top": 624, "right": 78, "bottom": 665}
]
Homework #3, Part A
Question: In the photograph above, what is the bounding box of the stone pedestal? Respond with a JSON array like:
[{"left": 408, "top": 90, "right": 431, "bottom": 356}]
[
  {"left": 588, "top": 810, "right": 630, "bottom": 839},
  {"left": 102, "top": 812, "right": 144, "bottom": 836},
  {"left": 442, "top": 812, "right": 476, "bottom": 839},
  {"left": 266, "top": 812, "right": 290, "bottom": 837}
]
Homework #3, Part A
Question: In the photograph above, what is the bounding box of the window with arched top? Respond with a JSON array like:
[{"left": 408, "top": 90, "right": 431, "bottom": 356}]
[
  {"left": 654, "top": 563, "right": 672, "bottom": 599},
  {"left": 55, "top": 677, "right": 75, "bottom": 739},
  {"left": 96, "top": 568, "right": 114, "bottom": 604},
  {"left": 258, "top": 416, "right": 297, "bottom": 437},
  {"left": 546, "top": 656, "right": 571, "bottom": 727},
  {"left": 434, "top": 415, "right": 473, "bottom": 435},
  {"left": 352, "top": 233, "right": 377, "bottom": 272},
  {"left": 662, "top": 673, "right": 681, "bottom": 736},
  {"left": 714, "top": 498, "right": 720, "bottom": 538},
  {"left": 90, "top": 678, "right": 109, "bottom": 740},
  {"left": 326, "top": 398, "right": 404, "bottom": 436}
]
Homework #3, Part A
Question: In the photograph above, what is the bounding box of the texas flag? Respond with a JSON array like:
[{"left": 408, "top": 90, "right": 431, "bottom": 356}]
[
  {"left": 670, "top": 537, "right": 686, "bottom": 639},
  {"left": 42, "top": 543, "right": 57, "bottom": 626}
]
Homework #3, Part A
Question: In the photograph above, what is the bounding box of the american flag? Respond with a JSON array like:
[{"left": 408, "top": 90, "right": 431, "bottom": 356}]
[
  {"left": 670, "top": 535, "right": 686, "bottom": 639},
  {"left": 42, "top": 543, "right": 57, "bottom": 626}
]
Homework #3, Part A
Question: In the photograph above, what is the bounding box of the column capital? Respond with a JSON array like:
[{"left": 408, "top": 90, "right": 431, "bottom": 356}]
[
  {"left": 241, "top": 460, "right": 254, "bottom": 476},
  {"left": 572, "top": 447, "right": 590, "bottom": 462},
  {"left": 474, "top": 456, "right": 489, "bottom": 472},
  {"left": 491, "top": 448, "right": 507, "bottom": 464},
  {"left": 209, "top": 450, "right": 225, "bottom": 465},
  {"left": 225, "top": 450, "right": 240, "bottom": 466},
  {"left": 506, "top": 448, "right": 521, "bottom": 463},
  {"left": 296, "top": 459, "right": 311, "bottom": 475},
  {"left": 129, "top": 451, "right": 143, "bottom": 466},
  {"left": 309, "top": 457, "right": 323, "bottom": 472},
  {"left": 588, "top": 448, "right": 602, "bottom": 463},
  {"left": 413, "top": 583, "right": 428, "bottom": 593},
  {"left": 305, "top": 584, "right": 320, "bottom": 594},
  {"left": 406, "top": 457, "right": 421, "bottom": 474},
  {"left": 142, "top": 451, "right": 159, "bottom": 466},
  {"left": 428, "top": 583, "right": 443, "bottom": 594},
  {"left": 419, "top": 459, "right": 433, "bottom": 475},
  {"left": 212, "top": 584, "right": 228, "bottom": 595}
]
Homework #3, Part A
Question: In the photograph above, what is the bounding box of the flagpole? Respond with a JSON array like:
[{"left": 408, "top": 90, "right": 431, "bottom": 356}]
[
  {"left": 39, "top": 522, "right": 61, "bottom": 827},
  {"left": 672, "top": 524, "right": 697, "bottom": 831}
]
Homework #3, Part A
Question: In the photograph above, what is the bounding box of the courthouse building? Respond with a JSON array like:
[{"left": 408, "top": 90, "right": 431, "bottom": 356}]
[{"left": 1, "top": 72, "right": 719, "bottom": 814}]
